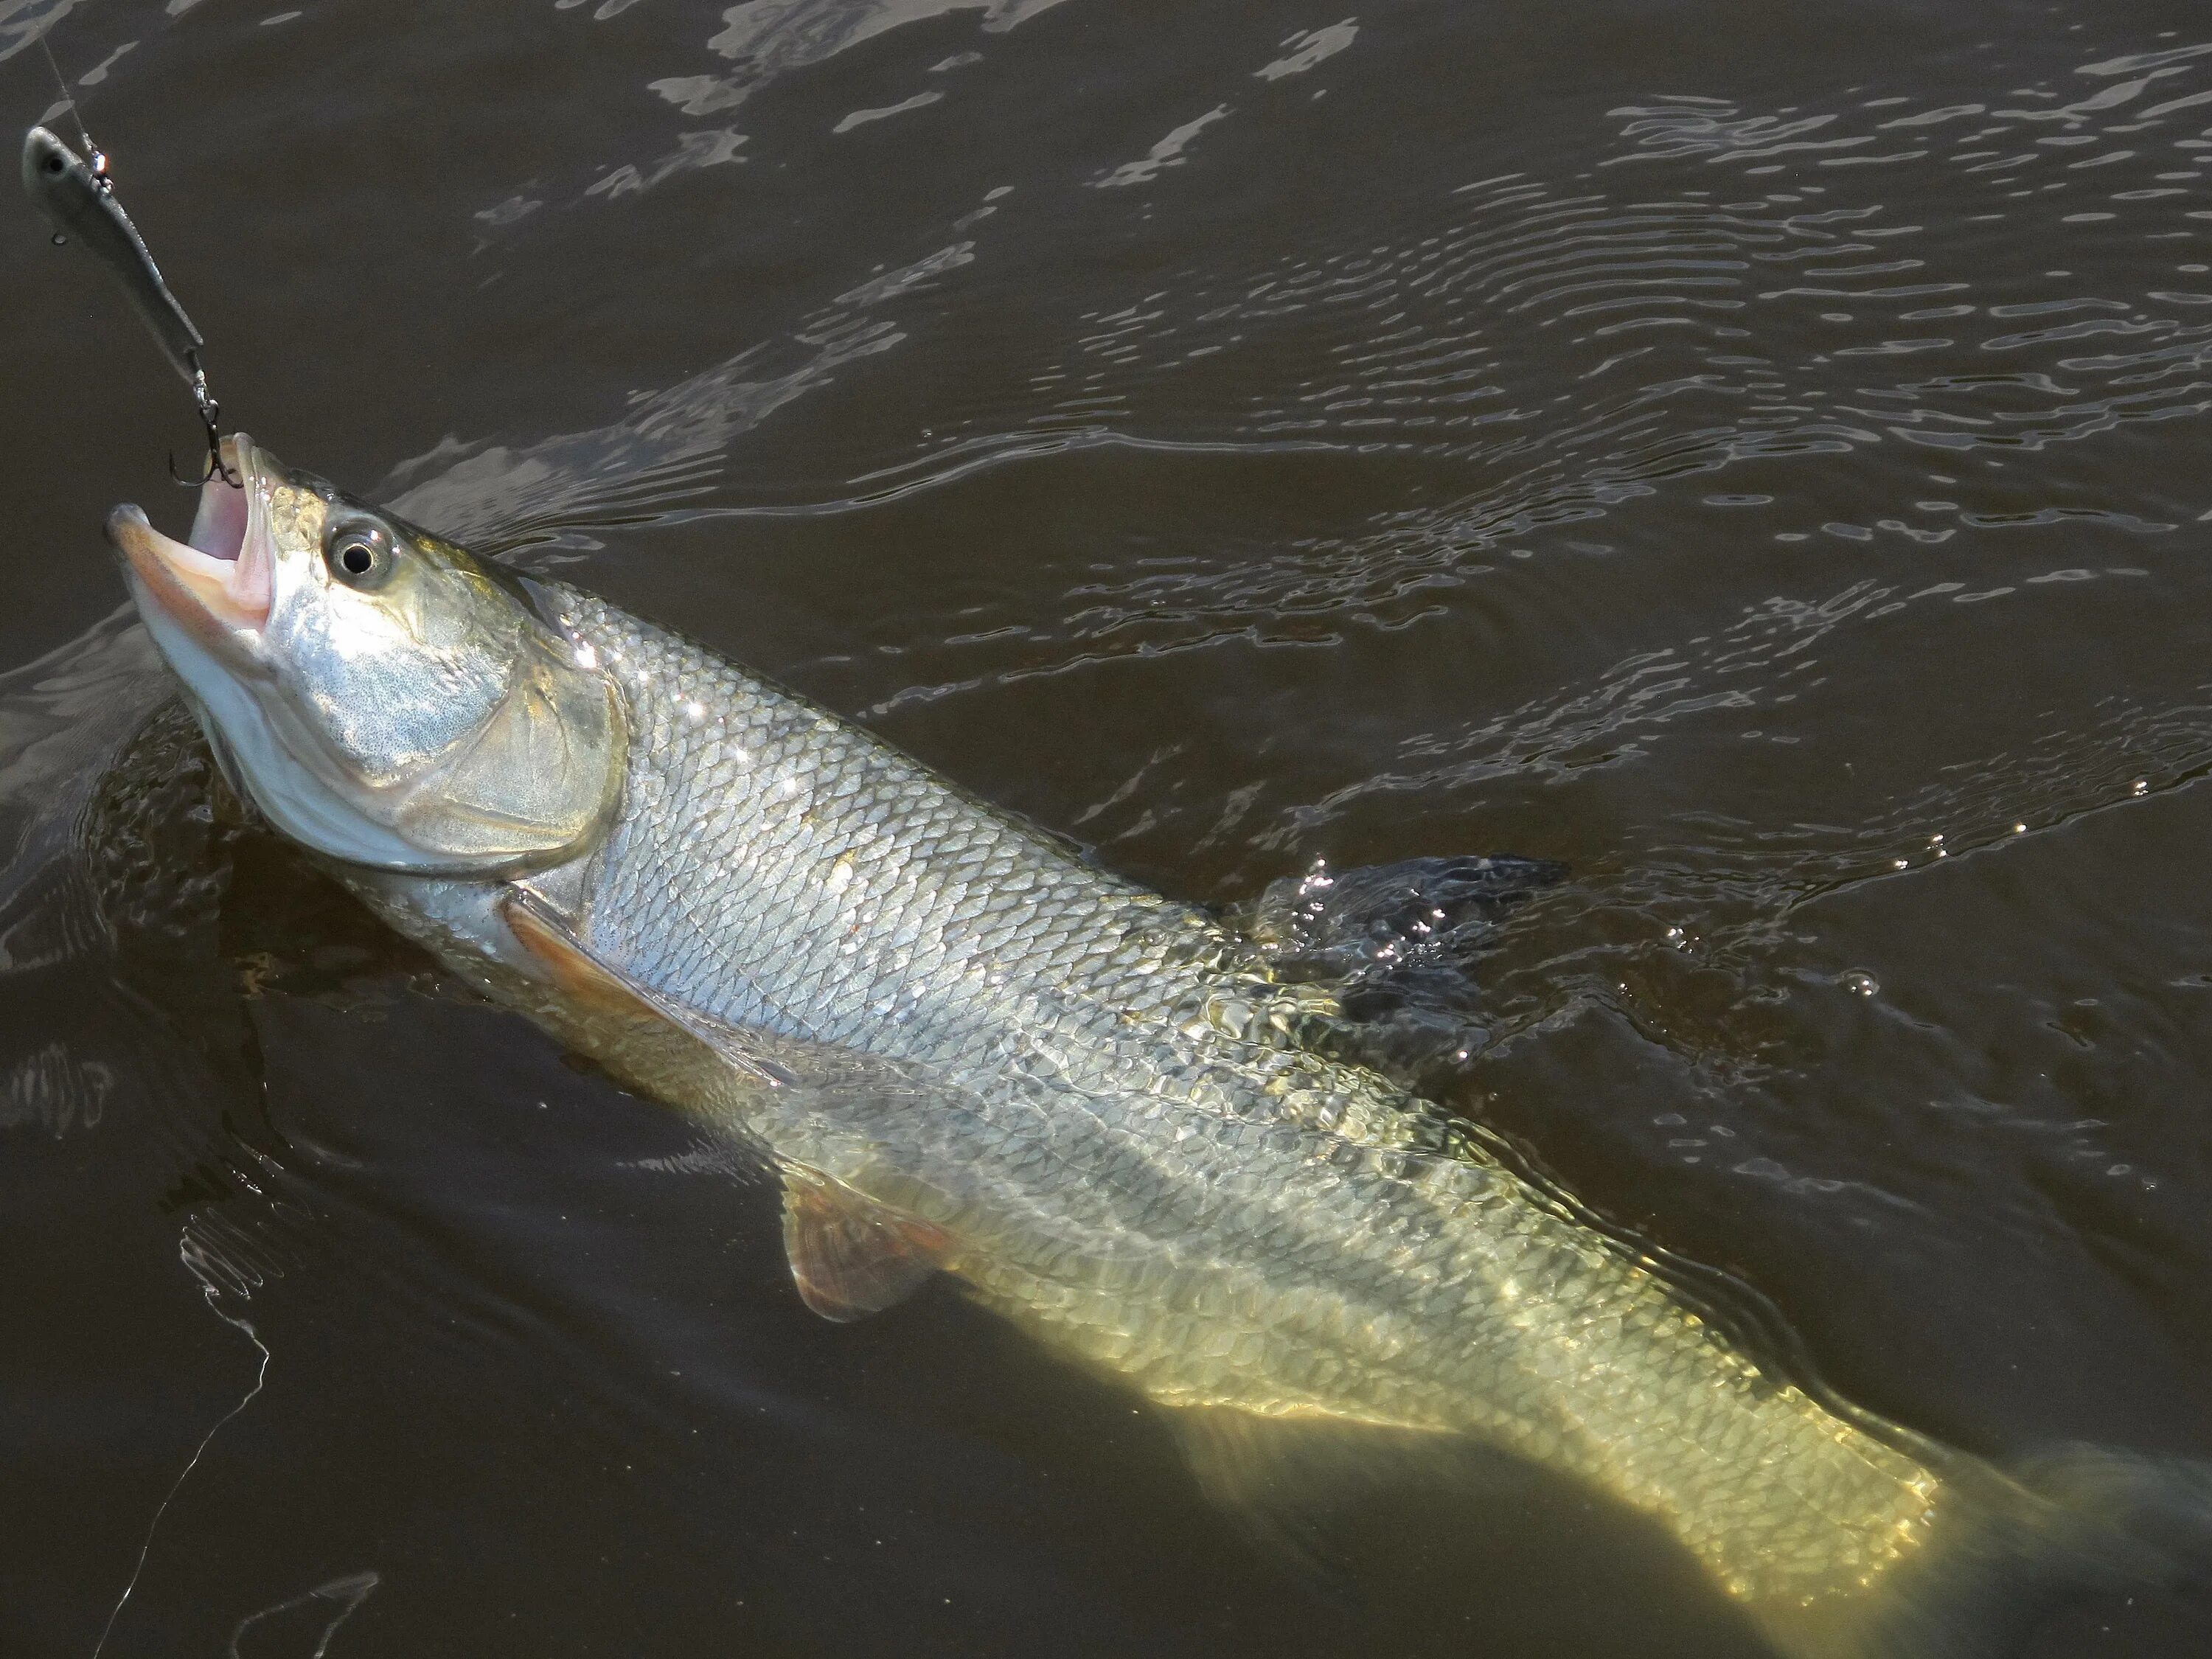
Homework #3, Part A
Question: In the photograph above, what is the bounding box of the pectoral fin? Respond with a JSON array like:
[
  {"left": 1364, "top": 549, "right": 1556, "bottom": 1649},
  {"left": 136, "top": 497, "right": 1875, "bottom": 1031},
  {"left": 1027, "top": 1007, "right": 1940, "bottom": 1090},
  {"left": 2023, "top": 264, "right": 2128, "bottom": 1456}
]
[
  {"left": 780, "top": 1164, "right": 950, "bottom": 1321},
  {"left": 500, "top": 887, "right": 787, "bottom": 1090},
  {"left": 502, "top": 891, "right": 669, "bottom": 1023},
  {"left": 501, "top": 886, "right": 962, "bottom": 1322}
]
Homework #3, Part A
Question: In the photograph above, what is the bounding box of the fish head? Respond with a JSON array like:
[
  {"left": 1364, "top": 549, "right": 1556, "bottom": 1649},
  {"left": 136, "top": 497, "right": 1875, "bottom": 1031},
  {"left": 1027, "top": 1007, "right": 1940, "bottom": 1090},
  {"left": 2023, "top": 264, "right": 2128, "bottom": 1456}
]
[{"left": 107, "top": 435, "right": 625, "bottom": 874}]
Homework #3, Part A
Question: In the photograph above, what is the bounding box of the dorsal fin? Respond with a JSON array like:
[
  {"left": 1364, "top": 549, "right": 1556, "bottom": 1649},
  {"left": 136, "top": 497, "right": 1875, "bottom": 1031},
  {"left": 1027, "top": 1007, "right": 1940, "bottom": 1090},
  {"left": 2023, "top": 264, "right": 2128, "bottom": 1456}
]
[{"left": 780, "top": 1164, "right": 950, "bottom": 1321}]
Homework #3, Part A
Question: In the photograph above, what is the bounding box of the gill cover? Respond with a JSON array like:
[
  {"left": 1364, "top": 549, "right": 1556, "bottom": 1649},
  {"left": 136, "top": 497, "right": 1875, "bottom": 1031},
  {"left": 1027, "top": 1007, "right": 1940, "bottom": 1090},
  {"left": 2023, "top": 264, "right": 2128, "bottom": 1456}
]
[{"left": 114, "top": 438, "right": 625, "bottom": 875}]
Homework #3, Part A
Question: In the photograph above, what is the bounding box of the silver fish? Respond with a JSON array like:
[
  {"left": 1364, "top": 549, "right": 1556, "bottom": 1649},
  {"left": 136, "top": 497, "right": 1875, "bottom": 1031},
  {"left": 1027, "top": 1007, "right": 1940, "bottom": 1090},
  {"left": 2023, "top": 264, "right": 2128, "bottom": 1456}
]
[
  {"left": 21, "top": 125, "right": 206, "bottom": 392},
  {"left": 105, "top": 439, "right": 2210, "bottom": 1656}
]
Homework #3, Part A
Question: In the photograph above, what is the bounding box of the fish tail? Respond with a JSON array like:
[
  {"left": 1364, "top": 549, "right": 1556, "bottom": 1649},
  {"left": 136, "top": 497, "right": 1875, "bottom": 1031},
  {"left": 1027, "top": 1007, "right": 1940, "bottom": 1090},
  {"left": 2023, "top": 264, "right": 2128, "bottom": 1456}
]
[{"left": 1765, "top": 1444, "right": 2212, "bottom": 1659}]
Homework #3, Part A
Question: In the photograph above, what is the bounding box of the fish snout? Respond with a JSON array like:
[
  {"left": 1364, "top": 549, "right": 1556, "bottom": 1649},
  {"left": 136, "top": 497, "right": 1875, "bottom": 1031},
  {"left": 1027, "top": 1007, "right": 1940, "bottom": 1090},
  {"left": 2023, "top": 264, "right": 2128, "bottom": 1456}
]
[{"left": 108, "top": 440, "right": 271, "bottom": 642}]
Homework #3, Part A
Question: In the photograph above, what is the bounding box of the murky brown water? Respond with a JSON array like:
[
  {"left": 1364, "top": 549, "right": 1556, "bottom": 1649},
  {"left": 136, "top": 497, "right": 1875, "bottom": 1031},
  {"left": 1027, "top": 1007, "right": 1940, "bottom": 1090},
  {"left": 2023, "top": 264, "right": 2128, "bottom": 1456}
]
[{"left": 7, "top": 1, "right": 2212, "bottom": 1654}]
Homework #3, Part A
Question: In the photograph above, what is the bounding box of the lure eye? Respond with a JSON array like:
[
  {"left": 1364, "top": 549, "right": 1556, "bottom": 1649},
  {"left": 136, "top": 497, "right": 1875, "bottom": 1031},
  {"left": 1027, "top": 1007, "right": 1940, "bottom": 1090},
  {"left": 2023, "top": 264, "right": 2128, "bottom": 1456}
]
[{"left": 42, "top": 154, "right": 64, "bottom": 176}]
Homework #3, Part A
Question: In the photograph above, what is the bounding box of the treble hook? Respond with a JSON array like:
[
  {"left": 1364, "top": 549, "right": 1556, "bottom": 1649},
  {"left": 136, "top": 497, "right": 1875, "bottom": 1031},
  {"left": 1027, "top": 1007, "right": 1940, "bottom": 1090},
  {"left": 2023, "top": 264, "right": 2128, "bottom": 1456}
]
[{"left": 168, "top": 355, "right": 239, "bottom": 487}]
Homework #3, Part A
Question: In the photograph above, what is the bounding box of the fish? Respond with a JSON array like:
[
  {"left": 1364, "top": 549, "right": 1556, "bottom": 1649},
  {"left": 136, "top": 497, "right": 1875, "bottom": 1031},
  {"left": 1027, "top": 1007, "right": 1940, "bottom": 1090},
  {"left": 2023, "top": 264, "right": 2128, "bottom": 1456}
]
[
  {"left": 105, "top": 436, "right": 2212, "bottom": 1656},
  {"left": 21, "top": 125, "right": 207, "bottom": 392}
]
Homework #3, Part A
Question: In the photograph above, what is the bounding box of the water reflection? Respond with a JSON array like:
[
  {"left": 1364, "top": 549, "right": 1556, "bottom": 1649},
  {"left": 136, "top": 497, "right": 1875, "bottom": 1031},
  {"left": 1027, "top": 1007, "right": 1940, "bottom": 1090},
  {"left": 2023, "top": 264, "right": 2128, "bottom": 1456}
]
[{"left": 8, "top": 0, "right": 2212, "bottom": 1655}]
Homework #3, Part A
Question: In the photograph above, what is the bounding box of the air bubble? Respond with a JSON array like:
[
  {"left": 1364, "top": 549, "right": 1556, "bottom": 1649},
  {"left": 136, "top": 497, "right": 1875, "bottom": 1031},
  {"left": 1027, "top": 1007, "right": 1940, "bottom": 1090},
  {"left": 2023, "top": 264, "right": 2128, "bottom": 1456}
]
[{"left": 1841, "top": 971, "right": 1879, "bottom": 996}]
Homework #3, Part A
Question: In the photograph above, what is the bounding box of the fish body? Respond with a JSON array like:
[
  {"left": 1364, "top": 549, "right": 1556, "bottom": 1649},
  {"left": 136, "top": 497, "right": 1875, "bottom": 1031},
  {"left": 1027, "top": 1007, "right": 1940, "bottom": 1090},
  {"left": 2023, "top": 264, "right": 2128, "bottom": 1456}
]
[
  {"left": 22, "top": 125, "right": 206, "bottom": 390},
  {"left": 410, "top": 582, "right": 1947, "bottom": 1615},
  {"left": 105, "top": 439, "right": 2210, "bottom": 1655}
]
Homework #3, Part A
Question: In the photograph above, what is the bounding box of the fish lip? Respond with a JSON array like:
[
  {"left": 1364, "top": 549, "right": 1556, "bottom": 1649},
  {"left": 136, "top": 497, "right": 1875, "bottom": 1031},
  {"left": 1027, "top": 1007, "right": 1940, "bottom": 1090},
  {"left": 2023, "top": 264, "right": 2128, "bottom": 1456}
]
[{"left": 107, "top": 434, "right": 274, "bottom": 653}]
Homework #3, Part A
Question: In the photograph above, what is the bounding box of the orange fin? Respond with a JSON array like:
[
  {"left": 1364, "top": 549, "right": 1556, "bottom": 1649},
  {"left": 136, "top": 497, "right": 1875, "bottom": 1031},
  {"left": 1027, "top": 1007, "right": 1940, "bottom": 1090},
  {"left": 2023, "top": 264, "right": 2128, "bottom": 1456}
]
[
  {"left": 500, "top": 890, "right": 781, "bottom": 1078},
  {"left": 501, "top": 891, "right": 668, "bottom": 1023},
  {"left": 781, "top": 1164, "right": 950, "bottom": 1322},
  {"left": 504, "top": 889, "right": 952, "bottom": 1321}
]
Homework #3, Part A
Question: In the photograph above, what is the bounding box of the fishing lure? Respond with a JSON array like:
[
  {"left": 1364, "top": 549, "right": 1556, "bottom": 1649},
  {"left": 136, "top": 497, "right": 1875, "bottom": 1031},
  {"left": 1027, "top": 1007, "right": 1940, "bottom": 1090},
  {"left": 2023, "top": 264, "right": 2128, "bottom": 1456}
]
[{"left": 21, "top": 123, "right": 234, "bottom": 484}]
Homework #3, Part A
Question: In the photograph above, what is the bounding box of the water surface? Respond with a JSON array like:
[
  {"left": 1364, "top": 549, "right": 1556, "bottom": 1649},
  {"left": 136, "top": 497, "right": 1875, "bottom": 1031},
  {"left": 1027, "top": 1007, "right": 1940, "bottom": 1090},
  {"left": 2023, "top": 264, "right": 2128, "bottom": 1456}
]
[{"left": 5, "top": 1, "right": 2212, "bottom": 1653}]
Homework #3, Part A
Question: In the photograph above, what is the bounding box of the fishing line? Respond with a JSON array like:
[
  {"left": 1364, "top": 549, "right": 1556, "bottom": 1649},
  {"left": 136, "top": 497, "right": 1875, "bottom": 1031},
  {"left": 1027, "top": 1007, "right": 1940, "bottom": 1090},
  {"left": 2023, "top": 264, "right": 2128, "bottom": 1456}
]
[
  {"left": 36, "top": 28, "right": 101, "bottom": 178},
  {"left": 88, "top": 1232, "right": 273, "bottom": 1659}
]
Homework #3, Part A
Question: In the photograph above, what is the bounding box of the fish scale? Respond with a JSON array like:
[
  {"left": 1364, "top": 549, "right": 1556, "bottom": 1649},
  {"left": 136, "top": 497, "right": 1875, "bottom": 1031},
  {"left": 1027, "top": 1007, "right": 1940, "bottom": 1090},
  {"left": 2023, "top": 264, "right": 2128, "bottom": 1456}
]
[{"left": 512, "top": 583, "right": 1944, "bottom": 1625}]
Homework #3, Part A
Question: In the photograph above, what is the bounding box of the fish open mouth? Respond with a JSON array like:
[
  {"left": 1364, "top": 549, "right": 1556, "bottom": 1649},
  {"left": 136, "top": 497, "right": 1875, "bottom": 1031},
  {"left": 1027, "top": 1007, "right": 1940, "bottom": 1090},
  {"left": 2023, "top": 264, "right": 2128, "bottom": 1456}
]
[{"left": 106, "top": 435, "right": 272, "bottom": 643}]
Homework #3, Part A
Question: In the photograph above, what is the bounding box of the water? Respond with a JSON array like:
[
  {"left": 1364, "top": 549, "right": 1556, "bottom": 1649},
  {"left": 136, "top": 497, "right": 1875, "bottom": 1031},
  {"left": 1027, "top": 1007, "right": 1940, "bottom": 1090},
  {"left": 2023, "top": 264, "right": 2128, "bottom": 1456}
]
[{"left": 5, "top": 1, "right": 2212, "bottom": 1652}]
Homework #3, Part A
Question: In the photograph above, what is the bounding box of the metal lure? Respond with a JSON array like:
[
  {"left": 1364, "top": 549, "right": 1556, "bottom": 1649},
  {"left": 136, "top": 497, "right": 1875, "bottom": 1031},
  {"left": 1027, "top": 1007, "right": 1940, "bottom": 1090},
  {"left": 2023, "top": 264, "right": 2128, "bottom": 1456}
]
[{"left": 21, "top": 125, "right": 206, "bottom": 392}]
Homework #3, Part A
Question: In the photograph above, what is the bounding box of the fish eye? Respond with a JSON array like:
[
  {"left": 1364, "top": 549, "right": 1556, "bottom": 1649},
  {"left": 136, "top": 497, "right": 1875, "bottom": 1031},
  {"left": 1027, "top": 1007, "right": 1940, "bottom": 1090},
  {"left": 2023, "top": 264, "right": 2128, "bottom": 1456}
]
[
  {"left": 42, "top": 154, "right": 64, "bottom": 176},
  {"left": 325, "top": 521, "right": 395, "bottom": 588}
]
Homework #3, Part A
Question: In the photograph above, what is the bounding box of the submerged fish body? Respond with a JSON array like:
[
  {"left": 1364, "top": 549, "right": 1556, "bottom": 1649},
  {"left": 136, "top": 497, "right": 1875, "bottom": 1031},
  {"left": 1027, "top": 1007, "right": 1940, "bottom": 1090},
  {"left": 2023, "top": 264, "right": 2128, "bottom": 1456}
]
[{"left": 105, "top": 441, "right": 2207, "bottom": 1655}]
